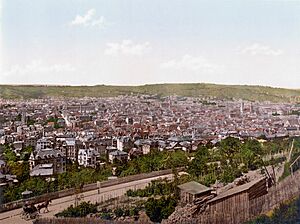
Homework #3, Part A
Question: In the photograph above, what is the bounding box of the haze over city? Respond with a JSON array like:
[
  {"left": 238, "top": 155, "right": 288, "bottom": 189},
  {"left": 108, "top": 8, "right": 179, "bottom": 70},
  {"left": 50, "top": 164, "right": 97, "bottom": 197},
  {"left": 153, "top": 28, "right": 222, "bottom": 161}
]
[{"left": 1, "top": 0, "right": 300, "bottom": 88}]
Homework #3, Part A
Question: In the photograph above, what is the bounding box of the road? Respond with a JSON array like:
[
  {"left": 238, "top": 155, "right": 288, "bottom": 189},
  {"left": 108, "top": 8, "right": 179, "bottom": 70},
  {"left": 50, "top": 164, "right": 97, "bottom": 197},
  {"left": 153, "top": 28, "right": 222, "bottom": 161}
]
[{"left": 0, "top": 174, "right": 173, "bottom": 224}]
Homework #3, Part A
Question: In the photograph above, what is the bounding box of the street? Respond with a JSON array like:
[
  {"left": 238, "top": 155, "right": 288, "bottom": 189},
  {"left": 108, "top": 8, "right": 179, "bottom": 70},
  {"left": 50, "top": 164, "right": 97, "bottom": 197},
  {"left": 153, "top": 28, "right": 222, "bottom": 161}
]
[{"left": 0, "top": 174, "right": 173, "bottom": 224}]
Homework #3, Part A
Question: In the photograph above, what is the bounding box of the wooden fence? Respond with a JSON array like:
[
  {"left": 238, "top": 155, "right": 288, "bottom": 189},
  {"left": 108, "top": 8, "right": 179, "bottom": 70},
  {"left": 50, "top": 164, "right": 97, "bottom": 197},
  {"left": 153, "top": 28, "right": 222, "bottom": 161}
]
[{"left": 190, "top": 169, "right": 300, "bottom": 224}]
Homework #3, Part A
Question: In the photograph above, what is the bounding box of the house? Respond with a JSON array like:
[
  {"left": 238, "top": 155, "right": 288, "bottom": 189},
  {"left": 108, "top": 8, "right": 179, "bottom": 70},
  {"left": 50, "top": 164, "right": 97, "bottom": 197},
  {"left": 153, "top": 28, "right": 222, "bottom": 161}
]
[
  {"left": 25, "top": 136, "right": 37, "bottom": 148},
  {"left": 179, "top": 141, "right": 192, "bottom": 152},
  {"left": 128, "top": 148, "right": 143, "bottom": 159},
  {"left": 78, "top": 148, "right": 100, "bottom": 167},
  {"left": 36, "top": 137, "right": 52, "bottom": 150},
  {"left": 108, "top": 150, "right": 128, "bottom": 163},
  {"left": 178, "top": 181, "right": 213, "bottom": 205},
  {"left": 12, "top": 141, "right": 24, "bottom": 156},
  {"left": 64, "top": 138, "right": 77, "bottom": 162},
  {"left": 134, "top": 139, "right": 153, "bottom": 154},
  {"left": 29, "top": 148, "right": 66, "bottom": 176},
  {"left": 116, "top": 136, "right": 134, "bottom": 152},
  {"left": 106, "top": 146, "right": 118, "bottom": 155}
]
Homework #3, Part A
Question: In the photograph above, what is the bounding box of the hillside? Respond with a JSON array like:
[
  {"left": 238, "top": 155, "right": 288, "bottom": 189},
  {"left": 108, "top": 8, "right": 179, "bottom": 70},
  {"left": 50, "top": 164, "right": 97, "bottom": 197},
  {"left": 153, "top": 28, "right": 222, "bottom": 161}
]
[{"left": 0, "top": 83, "right": 300, "bottom": 102}]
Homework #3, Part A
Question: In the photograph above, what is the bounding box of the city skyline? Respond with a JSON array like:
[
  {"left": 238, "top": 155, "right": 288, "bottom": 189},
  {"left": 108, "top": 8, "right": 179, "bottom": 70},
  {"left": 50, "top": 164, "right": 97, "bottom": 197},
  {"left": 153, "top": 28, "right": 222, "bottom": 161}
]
[{"left": 1, "top": 0, "right": 300, "bottom": 88}]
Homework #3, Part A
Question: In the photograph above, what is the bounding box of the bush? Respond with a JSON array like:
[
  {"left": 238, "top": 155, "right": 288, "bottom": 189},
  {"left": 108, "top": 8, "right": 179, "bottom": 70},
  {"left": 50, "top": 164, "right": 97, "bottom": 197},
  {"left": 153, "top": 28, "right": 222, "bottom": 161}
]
[
  {"left": 145, "top": 196, "right": 177, "bottom": 223},
  {"left": 55, "top": 201, "right": 98, "bottom": 217},
  {"left": 114, "top": 208, "right": 124, "bottom": 217}
]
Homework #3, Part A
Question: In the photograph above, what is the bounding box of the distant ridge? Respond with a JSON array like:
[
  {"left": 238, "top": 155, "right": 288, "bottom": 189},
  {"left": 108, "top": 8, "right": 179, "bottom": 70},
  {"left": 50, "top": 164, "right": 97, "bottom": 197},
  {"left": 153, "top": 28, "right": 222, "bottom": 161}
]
[{"left": 0, "top": 83, "right": 300, "bottom": 102}]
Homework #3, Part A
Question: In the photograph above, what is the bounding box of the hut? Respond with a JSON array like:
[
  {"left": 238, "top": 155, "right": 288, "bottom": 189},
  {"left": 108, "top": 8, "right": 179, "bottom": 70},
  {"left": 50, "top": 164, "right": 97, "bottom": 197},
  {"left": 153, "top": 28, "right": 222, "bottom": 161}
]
[
  {"left": 178, "top": 181, "right": 213, "bottom": 205},
  {"left": 206, "top": 177, "right": 267, "bottom": 224}
]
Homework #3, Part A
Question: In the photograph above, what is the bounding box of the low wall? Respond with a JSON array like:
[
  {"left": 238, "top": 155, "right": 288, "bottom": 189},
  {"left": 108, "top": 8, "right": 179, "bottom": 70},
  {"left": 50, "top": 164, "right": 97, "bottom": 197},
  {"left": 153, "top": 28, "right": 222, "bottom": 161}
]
[{"left": 0, "top": 168, "right": 179, "bottom": 213}]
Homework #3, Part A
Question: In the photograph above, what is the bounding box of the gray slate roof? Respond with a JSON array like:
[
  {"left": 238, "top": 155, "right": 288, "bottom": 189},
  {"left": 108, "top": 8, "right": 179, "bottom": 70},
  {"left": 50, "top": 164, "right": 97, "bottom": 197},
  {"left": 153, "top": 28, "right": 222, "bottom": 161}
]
[
  {"left": 178, "top": 181, "right": 211, "bottom": 195},
  {"left": 35, "top": 148, "right": 64, "bottom": 159}
]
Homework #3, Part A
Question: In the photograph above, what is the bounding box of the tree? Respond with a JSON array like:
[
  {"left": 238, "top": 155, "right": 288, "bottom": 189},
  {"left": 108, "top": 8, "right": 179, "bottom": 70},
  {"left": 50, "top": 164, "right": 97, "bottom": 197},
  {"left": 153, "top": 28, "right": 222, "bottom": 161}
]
[
  {"left": 8, "top": 161, "right": 30, "bottom": 182},
  {"left": 217, "top": 137, "right": 245, "bottom": 183},
  {"left": 188, "top": 146, "right": 209, "bottom": 177},
  {"left": 145, "top": 196, "right": 177, "bottom": 223},
  {"left": 165, "top": 150, "right": 188, "bottom": 169},
  {"left": 220, "top": 137, "right": 242, "bottom": 169},
  {"left": 20, "top": 146, "right": 34, "bottom": 161},
  {"left": 241, "top": 139, "right": 263, "bottom": 170},
  {"left": 3, "top": 146, "right": 17, "bottom": 162}
]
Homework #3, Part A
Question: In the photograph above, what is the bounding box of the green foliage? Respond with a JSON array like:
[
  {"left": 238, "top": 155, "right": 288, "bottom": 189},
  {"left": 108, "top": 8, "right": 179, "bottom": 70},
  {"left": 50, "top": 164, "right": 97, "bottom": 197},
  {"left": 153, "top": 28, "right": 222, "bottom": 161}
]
[
  {"left": 56, "top": 202, "right": 141, "bottom": 220},
  {"left": 114, "top": 207, "right": 124, "bottom": 217},
  {"left": 165, "top": 150, "right": 189, "bottom": 169},
  {"left": 3, "top": 145, "right": 17, "bottom": 162},
  {"left": 55, "top": 201, "right": 98, "bottom": 217},
  {"left": 7, "top": 161, "right": 30, "bottom": 182},
  {"left": 290, "top": 110, "right": 300, "bottom": 116},
  {"left": 26, "top": 117, "right": 35, "bottom": 125},
  {"left": 262, "top": 139, "right": 290, "bottom": 155},
  {"left": 188, "top": 138, "right": 266, "bottom": 185},
  {"left": 219, "top": 165, "right": 241, "bottom": 183},
  {"left": 20, "top": 146, "right": 34, "bottom": 161},
  {"left": 202, "top": 172, "right": 218, "bottom": 186},
  {"left": 220, "top": 137, "right": 242, "bottom": 166},
  {"left": 272, "top": 112, "right": 280, "bottom": 116},
  {"left": 241, "top": 139, "right": 263, "bottom": 170},
  {"left": 118, "top": 149, "right": 188, "bottom": 177},
  {"left": 100, "top": 212, "right": 113, "bottom": 220},
  {"left": 145, "top": 196, "right": 177, "bottom": 223},
  {"left": 126, "top": 179, "right": 176, "bottom": 198},
  {"left": 3, "top": 136, "right": 292, "bottom": 204},
  {"left": 57, "top": 167, "right": 112, "bottom": 190},
  {"left": 45, "top": 116, "right": 60, "bottom": 129},
  {"left": 4, "top": 177, "right": 54, "bottom": 203},
  {"left": 4, "top": 166, "right": 112, "bottom": 203},
  {"left": 188, "top": 146, "right": 209, "bottom": 177},
  {"left": 292, "top": 137, "right": 300, "bottom": 150},
  {"left": 16, "top": 113, "right": 22, "bottom": 121},
  {"left": 126, "top": 173, "right": 191, "bottom": 199}
]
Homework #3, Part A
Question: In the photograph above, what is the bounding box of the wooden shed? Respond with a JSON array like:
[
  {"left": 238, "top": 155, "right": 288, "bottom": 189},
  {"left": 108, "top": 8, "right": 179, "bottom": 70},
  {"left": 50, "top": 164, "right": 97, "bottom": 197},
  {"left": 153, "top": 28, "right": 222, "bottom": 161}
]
[
  {"left": 178, "top": 181, "right": 213, "bottom": 205},
  {"left": 206, "top": 177, "right": 267, "bottom": 224}
]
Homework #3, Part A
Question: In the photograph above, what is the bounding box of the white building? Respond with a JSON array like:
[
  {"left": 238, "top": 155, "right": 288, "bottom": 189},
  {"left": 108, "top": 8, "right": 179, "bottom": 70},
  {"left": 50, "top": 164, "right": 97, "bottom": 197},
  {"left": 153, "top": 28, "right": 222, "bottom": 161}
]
[
  {"left": 78, "top": 148, "right": 100, "bottom": 167},
  {"left": 36, "top": 137, "right": 52, "bottom": 150}
]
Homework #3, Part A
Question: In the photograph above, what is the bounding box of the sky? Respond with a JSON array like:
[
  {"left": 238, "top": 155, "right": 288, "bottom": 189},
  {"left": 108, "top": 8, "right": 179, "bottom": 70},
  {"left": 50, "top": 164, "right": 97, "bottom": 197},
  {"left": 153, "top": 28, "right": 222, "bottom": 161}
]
[{"left": 1, "top": 0, "right": 300, "bottom": 88}]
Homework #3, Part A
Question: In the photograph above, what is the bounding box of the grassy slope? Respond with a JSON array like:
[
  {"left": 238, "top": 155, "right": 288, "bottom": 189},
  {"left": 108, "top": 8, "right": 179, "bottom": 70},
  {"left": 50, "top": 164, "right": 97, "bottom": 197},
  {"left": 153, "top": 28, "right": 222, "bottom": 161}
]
[{"left": 0, "top": 83, "right": 300, "bottom": 102}]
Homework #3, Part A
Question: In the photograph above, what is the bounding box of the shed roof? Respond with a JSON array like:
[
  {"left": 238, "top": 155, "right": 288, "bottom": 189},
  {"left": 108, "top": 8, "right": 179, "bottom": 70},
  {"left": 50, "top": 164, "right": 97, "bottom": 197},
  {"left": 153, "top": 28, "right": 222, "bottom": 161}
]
[
  {"left": 178, "top": 181, "right": 211, "bottom": 195},
  {"left": 209, "top": 177, "right": 266, "bottom": 203}
]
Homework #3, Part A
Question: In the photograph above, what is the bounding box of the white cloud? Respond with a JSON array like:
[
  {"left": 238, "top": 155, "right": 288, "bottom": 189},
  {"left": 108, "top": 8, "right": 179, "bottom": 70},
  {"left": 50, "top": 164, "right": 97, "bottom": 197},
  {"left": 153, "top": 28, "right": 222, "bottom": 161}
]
[
  {"left": 104, "top": 40, "right": 151, "bottom": 56},
  {"left": 239, "top": 43, "right": 283, "bottom": 56},
  {"left": 3, "top": 60, "right": 76, "bottom": 77},
  {"left": 160, "top": 55, "right": 219, "bottom": 73},
  {"left": 70, "top": 9, "right": 109, "bottom": 29}
]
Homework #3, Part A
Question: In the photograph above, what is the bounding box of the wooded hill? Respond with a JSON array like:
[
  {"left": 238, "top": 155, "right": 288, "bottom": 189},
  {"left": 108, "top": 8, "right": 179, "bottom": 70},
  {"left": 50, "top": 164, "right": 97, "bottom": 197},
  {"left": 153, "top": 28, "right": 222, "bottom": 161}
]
[{"left": 0, "top": 83, "right": 300, "bottom": 102}]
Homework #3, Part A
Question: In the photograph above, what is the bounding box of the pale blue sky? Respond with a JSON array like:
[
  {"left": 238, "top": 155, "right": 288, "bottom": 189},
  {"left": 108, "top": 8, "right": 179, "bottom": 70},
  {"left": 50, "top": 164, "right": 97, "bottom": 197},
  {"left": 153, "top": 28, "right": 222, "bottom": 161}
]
[{"left": 1, "top": 0, "right": 300, "bottom": 87}]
